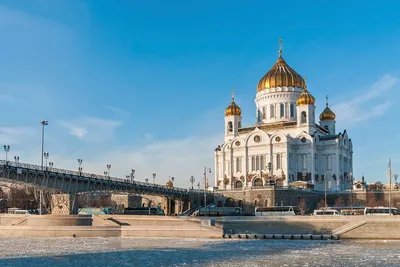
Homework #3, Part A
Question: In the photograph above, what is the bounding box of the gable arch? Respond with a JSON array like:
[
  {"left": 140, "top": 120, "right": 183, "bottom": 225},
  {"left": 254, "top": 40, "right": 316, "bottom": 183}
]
[{"left": 244, "top": 129, "right": 270, "bottom": 147}]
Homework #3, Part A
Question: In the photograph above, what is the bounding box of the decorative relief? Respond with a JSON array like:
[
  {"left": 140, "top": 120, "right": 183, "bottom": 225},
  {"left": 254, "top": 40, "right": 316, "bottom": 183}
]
[
  {"left": 217, "top": 180, "right": 221, "bottom": 186},
  {"left": 247, "top": 173, "right": 254, "bottom": 182},
  {"left": 223, "top": 177, "right": 229, "bottom": 185},
  {"left": 301, "top": 137, "right": 307, "bottom": 143},
  {"left": 235, "top": 141, "right": 241, "bottom": 146},
  {"left": 254, "top": 135, "right": 261, "bottom": 143},
  {"left": 275, "top": 136, "right": 281, "bottom": 142},
  {"left": 240, "top": 175, "right": 245, "bottom": 182}
]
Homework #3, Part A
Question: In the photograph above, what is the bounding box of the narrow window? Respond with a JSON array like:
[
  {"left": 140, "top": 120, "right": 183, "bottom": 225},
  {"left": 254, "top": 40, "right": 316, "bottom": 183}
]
[
  {"left": 280, "top": 103, "right": 284, "bottom": 118},
  {"left": 251, "top": 156, "right": 255, "bottom": 171},
  {"left": 256, "top": 156, "right": 260, "bottom": 171},
  {"left": 262, "top": 106, "right": 266, "bottom": 120},
  {"left": 276, "top": 154, "right": 281, "bottom": 170},
  {"left": 228, "top": 121, "right": 233, "bottom": 132},
  {"left": 270, "top": 104, "right": 275, "bottom": 119},
  {"left": 290, "top": 104, "right": 295, "bottom": 118},
  {"left": 301, "top": 111, "right": 307, "bottom": 123}
]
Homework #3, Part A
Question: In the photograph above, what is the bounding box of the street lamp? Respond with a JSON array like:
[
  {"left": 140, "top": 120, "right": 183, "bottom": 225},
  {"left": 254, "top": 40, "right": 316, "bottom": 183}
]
[
  {"left": 78, "top": 159, "right": 83, "bottom": 173},
  {"left": 14, "top": 156, "right": 19, "bottom": 163},
  {"left": 204, "top": 167, "right": 211, "bottom": 207},
  {"left": 48, "top": 162, "right": 54, "bottom": 167},
  {"left": 324, "top": 173, "right": 327, "bottom": 210},
  {"left": 153, "top": 173, "right": 156, "bottom": 184},
  {"left": 3, "top": 145, "right": 10, "bottom": 162},
  {"left": 145, "top": 177, "right": 148, "bottom": 184},
  {"left": 40, "top": 120, "right": 49, "bottom": 168},
  {"left": 43, "top": 152, "right": 49, "bottom": 167},
  {"left": 106, "top": 164, "right": 111, "bottom": 180},
  {"left": 190, "top": 176, "right": 195, "bottom": 189}
]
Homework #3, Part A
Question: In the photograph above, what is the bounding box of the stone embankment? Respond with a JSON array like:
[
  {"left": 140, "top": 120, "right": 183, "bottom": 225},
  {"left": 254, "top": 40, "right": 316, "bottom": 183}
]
[
  {"left": 1, "top": 215, "right": 400, "bottom": 239},
  {"left": 0, "top": 214, "right": 222, "bottom": 238}
]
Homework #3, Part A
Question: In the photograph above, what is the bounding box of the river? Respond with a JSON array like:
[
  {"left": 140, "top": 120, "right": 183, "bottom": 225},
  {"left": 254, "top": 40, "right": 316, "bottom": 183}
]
[{"left": 0, "top": 237, "right": 399, "bottom": 266}]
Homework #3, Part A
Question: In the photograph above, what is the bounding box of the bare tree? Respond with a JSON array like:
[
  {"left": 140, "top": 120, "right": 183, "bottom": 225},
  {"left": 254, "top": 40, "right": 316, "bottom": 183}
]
[
  {"left": 334, "top": 196, "right": 344, "bottom": 207},
  {"left": 366, "top": 193, "right": 378, "bottom": 207},
  {"left": 348, "top": 194, "right": 357, "bottom": 208},
  {"left": 298, "top": 198, "right": 308, "bottom": 215},
  {"left": 316, "top": 199, "right": 326, "bottom": 210}
]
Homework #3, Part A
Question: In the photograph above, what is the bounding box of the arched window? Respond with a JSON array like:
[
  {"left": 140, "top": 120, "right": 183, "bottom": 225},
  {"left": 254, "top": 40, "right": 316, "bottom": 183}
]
[
  {"left": 228, "top": 121, "right": 233, "bottom": 132},
  {"left": 235, "top": 180, "right": 243, "bottom": 189},
  {"left": 290, "top": 104, "right": 295, "bottom": 118},
  {"left": 280, "top": 103, "right": 285, "bottom": 118},
  {"left": 253, "top": 178, "right": 263, "bottom": 187},
  {"left": 262, "top": 106, "right": 267, "bottom": 120},
  {"left": 270, "top": 104, "right": 275, "bottom": 119},
  {"left": 324, "top": 125, "right": 329, "bottom": 133},
  {"left": 260, "top": 155, "right": 264, "bottom": 170},
  {"left": 256, "top": 156, "right": 260, "bottom": 171},
  {"left": 301, "top": 111, "right": 307, "bottom": 123},
  {"left": 258, "top": 109, "right": 262, "bottom": 121},
  {"left": 251, "top": 156, "right": 255, "bottom": 171},
  {"left": 236, "top": 157, "right": 240, "bottom": 173},
  {"left": 264, "top": 199, "right": 269, "bottom": 207},
  {"left": 276, "top": 154, "right": 281, "bottom": 170}
]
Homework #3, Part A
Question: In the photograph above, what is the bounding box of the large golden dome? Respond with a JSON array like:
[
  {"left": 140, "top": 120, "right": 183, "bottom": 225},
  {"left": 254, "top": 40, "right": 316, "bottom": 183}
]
[
  {"left": 320, "top": 96, "right": 336, "bottom": 120},
  {"left": 257, "top": 47, "right": 305, "bottom": 92},
  {"left": 225, "top": 90, "right": 242, "bottom": 116},
  {"left": 296, "top": 79, "right": 315, "bottom": 106}
]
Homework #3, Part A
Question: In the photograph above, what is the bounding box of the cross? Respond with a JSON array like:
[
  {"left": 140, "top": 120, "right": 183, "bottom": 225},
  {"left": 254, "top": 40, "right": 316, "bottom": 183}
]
[
  {"left": 304, "top": 76, "right": 307, "bottom": 90},
  {"left": 231, "top": 89, "right": 235, "bottom": 101},
  {"left": 278, "top": 37, "right": 283, "bottom": 56},
  {"left": 326, "top": 95, "right": 329, "bottom": 107}
]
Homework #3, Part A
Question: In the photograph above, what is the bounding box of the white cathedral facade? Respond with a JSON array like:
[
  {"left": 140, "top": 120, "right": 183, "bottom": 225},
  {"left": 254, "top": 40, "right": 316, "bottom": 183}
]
[{"left": 214, "top": 45, "right": 353, "bottom": 192}]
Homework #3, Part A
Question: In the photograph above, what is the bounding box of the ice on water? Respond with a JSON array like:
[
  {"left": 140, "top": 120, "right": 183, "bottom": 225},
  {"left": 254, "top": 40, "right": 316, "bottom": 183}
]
[{"left": 0, "top": 237, "right": 400, "bottom": 266}]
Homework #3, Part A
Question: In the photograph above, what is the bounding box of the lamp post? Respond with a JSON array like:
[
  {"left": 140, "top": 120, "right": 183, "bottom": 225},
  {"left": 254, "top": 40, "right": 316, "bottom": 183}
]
[
  {"left": 171, "top": 176, "right": 174, "bottom": 187},
  {"left": 3, "top": 145, "right": 10, "bottom": 162},
  {"left": 106, "top": 164, "right": 111, "bottom": 180},
  {"left": 40, "top": 120, "right": 48, "bottom": 168},
  {"left": 145, "top": 177, "right": 148, "bottom": 184},
  {"left": 190, "top": 176, "right": 195, "bottom": 189},
  {"left": 197, "top": 182, "right": 200, "bottom": 207},
  {"left": 78, "top": 159, "right": 83, "bottom": 174},
  {"left": 43, "top": 153, "right": 49, "bottom": 167},
  {"left": 204, "top": 167, "right": 211, "bottom": 207},
  {"left": 49, "top": 162, "right": 54, "bottom": 168},
  {"left": 153, "top": 173, "right": 156, "bottom": 184},
  {"left": 324, "top": 173, "right": 327, "bottom": 210},
  {"left": 395, "top": 174, "right": 398, "bottom": 189},
  {"left": 14, "top": 156, "right": 19, "bottom": 163}
]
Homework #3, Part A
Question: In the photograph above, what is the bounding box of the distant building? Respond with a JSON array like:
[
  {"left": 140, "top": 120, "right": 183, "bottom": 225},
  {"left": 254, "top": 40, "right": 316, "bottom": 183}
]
[{"left": 214, "top": 41, "right": 354, "bottom": 192}]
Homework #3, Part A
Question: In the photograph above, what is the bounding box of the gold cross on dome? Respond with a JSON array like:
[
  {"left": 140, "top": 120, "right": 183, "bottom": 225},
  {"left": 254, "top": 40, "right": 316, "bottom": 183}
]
[
  {"left": 278, "top": 37, "right": 283, "bottom": 56},
  {"left": 231, "top": 89, "right": 235, "bottom": 101}
]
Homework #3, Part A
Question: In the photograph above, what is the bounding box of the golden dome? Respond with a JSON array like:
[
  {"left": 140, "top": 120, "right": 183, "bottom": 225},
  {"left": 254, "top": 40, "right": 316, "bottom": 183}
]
[
  {"left": 320, "top": 96, "right": 336, "bottom": 120},
  {"left": 225, "top": 90, "right": 242, "bottom": 116},
  {"left": 257, "top": 40, "right": 305, "bottom": 92},
  {"left": 296, "top": 79, "right": 315, "bottom": 106}
]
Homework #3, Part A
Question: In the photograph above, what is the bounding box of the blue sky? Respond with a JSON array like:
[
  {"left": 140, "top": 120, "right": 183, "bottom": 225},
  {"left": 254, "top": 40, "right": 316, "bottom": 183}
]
[{"left": 0, "top": 0, "right": 399, "bottom": 187}]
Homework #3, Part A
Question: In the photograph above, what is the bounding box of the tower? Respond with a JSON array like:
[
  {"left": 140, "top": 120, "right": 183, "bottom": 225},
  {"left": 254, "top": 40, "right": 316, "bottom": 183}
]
[
  {"left": 319, "top": 96, "right": 336, "bottom": 135},
  {"left": 224, "top": 90, "right": 242, "bottom": 142},
  {"left": 296, "top": 78, "right": 316, "bottom": 131}
]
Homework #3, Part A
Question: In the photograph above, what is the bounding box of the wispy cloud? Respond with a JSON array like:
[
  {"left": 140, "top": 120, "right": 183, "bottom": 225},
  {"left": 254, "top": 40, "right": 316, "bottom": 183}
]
[
  {"left": 57, "top": 116, "right": 121, "bottom": 142},
  {"left": 0, "top": 126, "right": 37, "bottom": 145},
  {"left": 105, "top": 106, "right": 131, "bottom": 118},
  {"left": 332, "top": 74, "right": 399, "bottom": 125}
]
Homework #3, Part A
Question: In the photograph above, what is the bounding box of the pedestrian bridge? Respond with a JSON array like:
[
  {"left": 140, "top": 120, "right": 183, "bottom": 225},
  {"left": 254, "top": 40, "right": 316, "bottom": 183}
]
[{"left": 0, "top": 160, "right": 189, "bottom": 199}]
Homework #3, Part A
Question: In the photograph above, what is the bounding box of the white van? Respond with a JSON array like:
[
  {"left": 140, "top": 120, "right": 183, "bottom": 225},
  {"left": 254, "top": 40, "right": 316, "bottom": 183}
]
[
  {"left": 313, "top": 209, "right": 340, "bottom": 216},
  {"left": 14, "top": 210, "right": 30, "bottom": 215}
]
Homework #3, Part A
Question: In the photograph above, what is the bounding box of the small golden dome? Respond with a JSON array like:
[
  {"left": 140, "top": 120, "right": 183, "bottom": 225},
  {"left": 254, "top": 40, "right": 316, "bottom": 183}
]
[
  {"left": 225, "top": 90, "right": 242, "bottom": 116},
  {"left": 257, "top": 39, "right": 305, "bottom": 92},
  {"left": 320, "top": 96, "right": 336, "bottom": 120},
  {"left": 296, "top": 78, "right": 315, "bottom": 106}
]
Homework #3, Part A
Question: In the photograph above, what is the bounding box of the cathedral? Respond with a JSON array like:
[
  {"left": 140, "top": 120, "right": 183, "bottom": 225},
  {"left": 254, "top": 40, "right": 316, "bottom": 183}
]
[{"left": 214, "top": 42, "right": 353, "bottom": 192}]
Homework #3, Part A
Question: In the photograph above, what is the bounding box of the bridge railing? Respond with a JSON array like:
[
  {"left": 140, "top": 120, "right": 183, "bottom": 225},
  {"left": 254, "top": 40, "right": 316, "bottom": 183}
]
[{"left": 0, "top": 160, "right": 189, "bottom": 194}]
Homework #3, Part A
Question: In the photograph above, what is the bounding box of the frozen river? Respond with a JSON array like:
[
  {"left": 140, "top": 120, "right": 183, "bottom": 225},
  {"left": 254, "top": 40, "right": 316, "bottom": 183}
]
[{"left": 0, "top": 237, "right": 400, "bottom": 266}]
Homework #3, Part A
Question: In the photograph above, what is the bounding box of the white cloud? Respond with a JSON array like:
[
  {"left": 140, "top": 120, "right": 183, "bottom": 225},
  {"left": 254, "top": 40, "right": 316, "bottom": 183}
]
[
  {"left": 332, "top": 74, "right": 399, "bottom": 125},
  {"left": 0, "top": 126, "right": 37, "bottom": 145},
  {"left": 105, "top": 106, "right": 131, "bottom": 119},
  {"left": 57, "top": 116, "right": 121, "bottom": 142}
]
